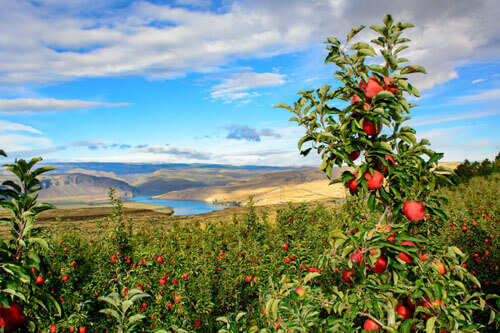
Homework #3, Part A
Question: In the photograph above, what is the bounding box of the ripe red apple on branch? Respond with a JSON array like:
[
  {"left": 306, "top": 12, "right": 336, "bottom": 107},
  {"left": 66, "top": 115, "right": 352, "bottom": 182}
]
[
  {"left": 403, "top": 201, "right": 426, "bottom": 221},
  {"left": 0, "top": 303, "right": 25, "bottom": 333},
  {"left": 362, "top": 119, "right": 381, "bottom": 136},
  {"left": 363, "top": 318, "right": 380, "bottom": 332}
]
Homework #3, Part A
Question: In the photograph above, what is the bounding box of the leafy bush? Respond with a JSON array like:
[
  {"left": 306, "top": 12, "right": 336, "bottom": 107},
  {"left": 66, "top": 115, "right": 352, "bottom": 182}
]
[{"left": 0, "top": 154, "right": 61, "bottom": 331}]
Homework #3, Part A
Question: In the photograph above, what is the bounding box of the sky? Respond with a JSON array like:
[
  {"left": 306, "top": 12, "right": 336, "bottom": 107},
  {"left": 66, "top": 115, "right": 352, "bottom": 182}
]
[{"left": 0, "top": 0, "right": 499, "bottom": 166}]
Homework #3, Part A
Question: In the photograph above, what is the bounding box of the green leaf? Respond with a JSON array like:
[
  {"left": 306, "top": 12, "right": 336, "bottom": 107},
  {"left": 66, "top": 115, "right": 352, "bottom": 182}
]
[
  {"left": 383, "top": 14, "right": 394, "bottom": 27},
  {"left": 303, "top": 272, "right": 321, "bottom": 284},
  {"left": 100, "top": 308, "right": 120, "bottom": 321},
  {"left": 274, "top": 103, "right": 293, "bottom": 112},
  {"left": 425, "top": 316, "right": 436, "bottom": 333},
  {"left": 346, "top": 25, "right": 365, "bottom": 43},
  {"left": 297, "top": 136, "right": 312, "bottom": 150},
  {"left": 374, "top": 91, "right": 395, "bottom": 101},
  {"left": 368, "top": 192, "right": 376, "bottom": 210},
  {"left": 357, "top": 48, "right": 376, "bottom": 57},
  {"left": 127, "top": 313, "right": 146, "bottom": 325},
  {"left": 370, "top": 24, "right": 385, "bottom": 35},
  {"left": 394, "top": 45, "right": 409, "bottom": 55},
  {"left": 400, "top": 65, "right": 427, "bottom": 75},
  {"left": 350, "top": 42, "right": 370, "bottom": 50}
]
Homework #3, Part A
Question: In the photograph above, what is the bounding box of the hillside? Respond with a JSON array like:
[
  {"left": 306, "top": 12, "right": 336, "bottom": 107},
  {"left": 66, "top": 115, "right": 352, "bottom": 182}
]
[
  {"left": 38, "top": 173, "right": 138, "bottom": 199},
  {"left": 154, "top": 167, "right": 351, "bottom": 205}
]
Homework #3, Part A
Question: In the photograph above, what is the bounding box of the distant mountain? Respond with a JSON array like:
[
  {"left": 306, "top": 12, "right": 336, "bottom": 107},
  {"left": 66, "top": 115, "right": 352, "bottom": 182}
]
[
  {"left": 39, "top": 173, "right": 138, "bottom": 199},
  {"left": 154, "top": 167, "right": 351, "bottom": 205},
  {"left": 42, "top": 162, "right": 306, "bottom": 175},
  {"left": 134, "top": 177, "right": 207, "bottom": 195}
]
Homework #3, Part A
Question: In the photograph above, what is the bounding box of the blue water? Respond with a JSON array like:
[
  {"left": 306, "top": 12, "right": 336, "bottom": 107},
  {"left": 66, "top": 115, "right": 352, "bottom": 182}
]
[{"left": 126, "top": 195, "right": 230, "bottom": 216}]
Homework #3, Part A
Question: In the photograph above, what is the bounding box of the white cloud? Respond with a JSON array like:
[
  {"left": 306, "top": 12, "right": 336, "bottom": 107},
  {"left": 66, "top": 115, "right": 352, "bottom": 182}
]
[
  {"left": 211, "top": 72, "right": 286, "bottom": 101},
  {"left": 0, "top": 134, "right": 52, "bottom": 152},
  {"left": 472, "top": 78, "right": 485, "bottom": 84},
  {"left": 0, "top": 98, "right": 128, "bottom": 112},
  {"left": 410, "top": 109, "right": 500, "bottom": 126},
  {"left": 417, "top": 125, "right": 500, "bottom": 161},
  {"left": 456, "top": 88, "right": 500, "bottom": 103},
  {"left": 0, "top": 119, "right": 42, "bottom": 134},
  {"left": 132, "top": 144, "right": 211, "bottom": 160},
  {"left": 0, "top": 0, "right": 498, "bottom": 92}
]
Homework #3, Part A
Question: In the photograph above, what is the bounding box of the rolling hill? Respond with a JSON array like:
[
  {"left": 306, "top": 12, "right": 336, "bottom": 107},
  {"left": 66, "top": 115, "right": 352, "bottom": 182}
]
[
  {"left": 38, "top": 173, "right": 138, "bottom": 199},
  {"left": 153, "top": 167, "right": 351, "bottom": 205}
]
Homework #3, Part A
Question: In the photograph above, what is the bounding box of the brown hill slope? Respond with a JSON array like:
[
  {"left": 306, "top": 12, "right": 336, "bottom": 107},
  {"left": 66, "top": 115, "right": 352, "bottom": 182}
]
[
  {"left": 38, "top": 173, "right": 138, "bottom": 199},
  {"left": 154, "top": 167, "right": 351, "bottom": 205}
]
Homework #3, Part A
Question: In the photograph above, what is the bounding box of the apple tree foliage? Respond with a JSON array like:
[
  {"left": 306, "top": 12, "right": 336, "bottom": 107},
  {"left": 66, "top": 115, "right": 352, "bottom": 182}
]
[
  {"left": 274, "top": 15, "right": 499, "bottom": 332},
  {"left": 0, "top": 152, "right": 62, "bottom": 330}
]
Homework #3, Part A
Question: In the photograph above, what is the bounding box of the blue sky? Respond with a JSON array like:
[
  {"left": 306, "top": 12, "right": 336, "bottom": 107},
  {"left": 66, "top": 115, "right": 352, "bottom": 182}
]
[{"left": 0, "top": 0, "right": 499, "bottom": 166}]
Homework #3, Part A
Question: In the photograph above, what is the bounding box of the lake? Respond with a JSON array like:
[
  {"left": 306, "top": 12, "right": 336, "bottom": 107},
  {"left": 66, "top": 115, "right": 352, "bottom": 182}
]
[{"left": 126, "top": 195, "right": 231, "bottom": 216}]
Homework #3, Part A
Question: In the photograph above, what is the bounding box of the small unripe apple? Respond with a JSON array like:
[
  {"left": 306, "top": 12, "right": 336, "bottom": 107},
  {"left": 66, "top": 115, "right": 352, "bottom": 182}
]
[
  {"left": 363, "top": 318, "right": 380, "bottom": 332},
  {"left": 363, "top": 170, "right": 384, "bottom": 190},
  {"left": 403, "top": 201, "right": 426, "bottom": 221}
]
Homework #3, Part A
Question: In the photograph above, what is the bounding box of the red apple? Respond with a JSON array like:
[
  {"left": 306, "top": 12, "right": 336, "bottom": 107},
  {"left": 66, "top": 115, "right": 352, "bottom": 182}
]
[
  {"left": 347, "top": 173, "right": 358, "bottom": 193},
  {"left": 363, "top": 119, "right": 382, "bottom": 136},
  {"left": 364, "top": 77, "right": 384, "bottom": 99},
  {"left": 369, "top": 253, "right": 388, "bottom": 274},
  {"left": 383, "top": 76, "right": 398, "bottom": 94},
  {"left": 407, "top": 297, "right": 419, "bottom": 311},
  {"left": 403, "top": 201, "right": 426, "bottom": 221},
  {"left": 295, "top": 287, "right": 305, "bottom": 297},
  {"left": 35, "top": 276, "right": 45, "bottom": 285},
  {"left": 351, "top": 249, "right": 364, "bottom": 265},
  {"left": 378, "top": 154, "right": 395, "bottom": 175},
  {"left": 349, "top": 150, "right": 360, "bottom": 161},
  {"left": 363, "top": 170, "right": 384, "bottom": 190},
  {"left": 0, "top": 303, "right": 25, "bottom": 333},
  {"left": 433, "top": 262, "right": 446, "bottom": 275},
  {"left": 363, "top": 318, "right": 380, "bottom": 332},
  {"left": 395, "top": 304, "right": 411, "bottom": 320},
  {"left": 423, "top": 296, "right": 443, "bottom": 309},
  {"left": 342, "top": 269, "right": 354, "bottom": 285},
  {"left": 351, "top": 95, "right": 370, "bottom": 111},
  {"left": 397, "top": 241, "right": 415, "bottom": 263}
]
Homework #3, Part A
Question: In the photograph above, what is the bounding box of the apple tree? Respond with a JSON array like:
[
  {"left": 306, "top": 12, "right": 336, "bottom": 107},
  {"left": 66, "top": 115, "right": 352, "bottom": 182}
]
[
  {"left": 273, "top": 15, "right": 499, "bottom": 331},
  {"left": 0, "top": 153, "right": 62, "bottom": 330}
]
